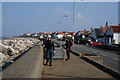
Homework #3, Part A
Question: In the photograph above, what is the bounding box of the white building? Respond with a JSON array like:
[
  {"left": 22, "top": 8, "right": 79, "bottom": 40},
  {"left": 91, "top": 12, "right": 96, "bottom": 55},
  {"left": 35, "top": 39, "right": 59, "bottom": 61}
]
[
  {"left": 110, "top": 25, "right": 120, "bottom": 44},
  {"left": 56, "top": 32, "right": 64, "bottom": 39}
]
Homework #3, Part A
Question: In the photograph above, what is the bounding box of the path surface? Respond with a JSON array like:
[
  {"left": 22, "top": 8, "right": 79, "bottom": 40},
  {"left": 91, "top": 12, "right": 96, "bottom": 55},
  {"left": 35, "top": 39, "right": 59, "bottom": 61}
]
[
  {"left": 52, "top": 39, "right": 119, "bottom": 72},
  {"left": 42, "top": 53, "right": 113, "bottom": 79},
  {"left": 2, "top": 42, "right": 43, "bottom": 78}
]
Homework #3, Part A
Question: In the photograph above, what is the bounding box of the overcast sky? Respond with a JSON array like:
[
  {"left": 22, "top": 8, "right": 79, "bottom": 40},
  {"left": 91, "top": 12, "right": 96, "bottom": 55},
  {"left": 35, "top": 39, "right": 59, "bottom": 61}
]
[{"left": 2, "top": 2, "right": 118, "bottom": 37}]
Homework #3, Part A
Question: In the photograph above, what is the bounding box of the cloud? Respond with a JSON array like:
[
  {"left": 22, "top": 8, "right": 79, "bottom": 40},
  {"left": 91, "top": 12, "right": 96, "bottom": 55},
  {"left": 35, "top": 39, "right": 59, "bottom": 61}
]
[
  {"left": 76, "top": 13, "right": 85, "bottom": 20},
  {"left": 75, "top": 13, "right": 94, "bottom": 29},
  {"left": 56, "top": 7, "right": 64, "bottom": 12},
  {"left": 56, "top": 7, "right": 70, "bottom": 14}
]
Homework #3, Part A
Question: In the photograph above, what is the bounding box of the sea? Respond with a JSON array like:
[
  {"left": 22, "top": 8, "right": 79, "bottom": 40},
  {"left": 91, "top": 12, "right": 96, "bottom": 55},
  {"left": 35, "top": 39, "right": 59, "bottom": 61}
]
[
  {"left": 0, "top": 36, "right": 6, "bottom": 40},
  {"left": 0, "top": 36, "right": 2, "bottom": 40}
]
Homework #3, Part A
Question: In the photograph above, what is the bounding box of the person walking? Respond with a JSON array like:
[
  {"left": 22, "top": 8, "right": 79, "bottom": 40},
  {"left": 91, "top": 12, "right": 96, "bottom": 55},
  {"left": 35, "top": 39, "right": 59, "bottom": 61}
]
[
  {"left": 45, "top": 37, "right": 55, "bottom": 66},
  {"left": 42, "top": 37, "right": 48, "bottom": 64},
  {"left": 65, "top": 39, "right": 71, "bottom": 61}
]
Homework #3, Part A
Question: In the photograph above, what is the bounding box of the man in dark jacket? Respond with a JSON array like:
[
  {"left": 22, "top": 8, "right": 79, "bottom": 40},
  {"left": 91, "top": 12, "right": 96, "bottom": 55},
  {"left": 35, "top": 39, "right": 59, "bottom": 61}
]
[
  {"left": 65, "top": 39, "right": 71, "bottom": 61},
  {"left": 45, "top": 37, "right": 55, "bottom": 66},
  {"left": 42, "top": 37, "right": 48, "bottom": 64}
]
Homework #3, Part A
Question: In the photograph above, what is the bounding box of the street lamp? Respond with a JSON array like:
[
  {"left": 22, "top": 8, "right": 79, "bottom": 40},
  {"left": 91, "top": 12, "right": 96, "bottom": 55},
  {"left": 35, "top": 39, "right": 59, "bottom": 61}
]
[
  {"left": 73, "top": 0, "right": 84, "bottom": 50},
  {"left": 59, "top": 15, "right": 68, "bottom": 32}
]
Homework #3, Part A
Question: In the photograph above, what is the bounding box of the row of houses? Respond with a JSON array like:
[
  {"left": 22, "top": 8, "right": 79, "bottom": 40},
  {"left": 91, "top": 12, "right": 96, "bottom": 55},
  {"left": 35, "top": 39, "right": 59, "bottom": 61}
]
[
  {"left": 75, "top": 22, "right": 120, "bottom": 45},
  {"left": 51, "top": 31, "right": 74, "bottom": 39},
  {"left": 22, "top": 22, "right": 120, "bottom": 45},
  {"left": 23, "top": 31, "right": 74, "bottom": 40}
]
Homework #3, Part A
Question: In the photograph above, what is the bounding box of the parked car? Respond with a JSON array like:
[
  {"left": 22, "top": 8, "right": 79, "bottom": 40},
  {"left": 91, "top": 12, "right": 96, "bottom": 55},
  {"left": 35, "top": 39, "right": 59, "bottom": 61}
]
[
  {"left": 87, "top": 38, "right": 92, "bottom": 44},
  {"left": 90, "top": 42, "right": 101, "bottom": 46}
]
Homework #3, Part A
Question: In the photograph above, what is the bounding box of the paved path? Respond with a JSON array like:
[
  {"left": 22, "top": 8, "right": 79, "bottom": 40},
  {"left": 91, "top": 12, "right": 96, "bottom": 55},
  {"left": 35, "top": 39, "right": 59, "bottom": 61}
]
[
  {"left": 2, "top": 42, "right": 43, "bottom": 78},
  {"left": 42, "top": 52, "right": 113, "bottom": 79},
  {"left": 52, "top": 39, "right": 119, "bottom": 72}
]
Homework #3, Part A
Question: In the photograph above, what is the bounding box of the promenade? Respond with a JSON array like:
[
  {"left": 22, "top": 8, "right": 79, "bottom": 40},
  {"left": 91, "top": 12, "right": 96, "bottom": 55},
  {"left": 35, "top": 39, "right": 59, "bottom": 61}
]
[
  {"left": 1, "top": 41, "right": 115, "bottom": 79},
  {"left": 42, "top": 52, "right": 113, "bottom": 79}
]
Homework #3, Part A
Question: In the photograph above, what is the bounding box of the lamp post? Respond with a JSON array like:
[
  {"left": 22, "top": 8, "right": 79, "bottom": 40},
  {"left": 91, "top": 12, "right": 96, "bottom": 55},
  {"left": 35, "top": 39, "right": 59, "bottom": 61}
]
[
  {"left": 73, "top": 0, "right": 75, "bottom": 50},
  {"left": 59, "top": 15, "right": 68, "bottom": 32},
  {"left": 73, "top": 0, "right": 84, "bottom": 50}
]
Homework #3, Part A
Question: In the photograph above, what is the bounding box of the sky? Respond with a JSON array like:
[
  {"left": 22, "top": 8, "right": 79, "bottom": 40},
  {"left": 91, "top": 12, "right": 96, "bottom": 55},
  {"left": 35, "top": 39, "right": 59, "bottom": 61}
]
[{"left": 2, "top": 2, "right": 118, "bottom": 37}]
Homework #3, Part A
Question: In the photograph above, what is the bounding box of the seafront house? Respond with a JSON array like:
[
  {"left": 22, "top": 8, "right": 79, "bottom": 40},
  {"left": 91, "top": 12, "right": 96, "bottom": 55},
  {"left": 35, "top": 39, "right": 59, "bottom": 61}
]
[
  {"left": 98, "top": 21, "right": 120, "bottom": 45},
  {"left": 88, "top": 28, "right": 93, "bottom": 41},
  {"left": 98, "top": 23, "right": 120, "bottom": 45},
  {"left": 23, "top": 33, "right": 31, "bottom": 37},
  {"left": 83, "top": 29, "right": 90, "bottom": 41},
  {"left": 51, "top": 32, "right": 56, "bottom": 38},
  {"left": 110, "top": 25, "right": 120, "bottom": 44},
  {"left": 75, "top": 31, "right": 85, "bottom": 43},
  {"left": 99, "top": 26, "right": 107, "bottom": 44},
  {"left": 75, "top": 31, "right": 81, "bottom": 43},
  {"left": 65, "top": 32, "right": 75, "bottom": 38},
  {"left": 91, "top": 28, "right": 101, "bottom": 42},
  {"left": 56, "top": 32, "right": 64, "bottom": 39},
  {"left": 31, "top": 33, "right": 38, "bottom": 37}
]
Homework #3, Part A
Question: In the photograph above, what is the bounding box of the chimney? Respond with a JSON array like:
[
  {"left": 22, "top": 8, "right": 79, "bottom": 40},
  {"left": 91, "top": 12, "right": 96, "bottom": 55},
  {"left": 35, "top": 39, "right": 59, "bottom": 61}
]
[
  {"left": 91, "top": 27, "right": 93, "bottom": 32},
  {"left": 105, "top": 22, "right": 108, "bottom": 27},
  {"left": 84, "top": 29, "right": 86, "bottom": 32}
]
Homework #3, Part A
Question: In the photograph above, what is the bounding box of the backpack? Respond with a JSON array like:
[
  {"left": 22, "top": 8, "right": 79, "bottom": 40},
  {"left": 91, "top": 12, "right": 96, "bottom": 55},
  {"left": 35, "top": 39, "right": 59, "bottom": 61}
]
[{"left": 70, "top": 40, "right": 73, "bottom": 47}]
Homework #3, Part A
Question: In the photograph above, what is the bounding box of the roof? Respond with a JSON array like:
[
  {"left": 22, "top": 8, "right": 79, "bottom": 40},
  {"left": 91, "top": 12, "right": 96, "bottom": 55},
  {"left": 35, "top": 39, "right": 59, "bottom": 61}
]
[
  {"left": 81, "top": 31, "right": 84, "bottom": 33},
  {"left": 57, "top": 32, "right": 64, "bottom": 35},
  {"left": 68, "top": 32, "right": 74, "bottom": 35},
  {"left": 44, "top": 33, "right": 50, "bottom": 35},
  {"left": 107, "top": 26, "right": 110, "bottom": 29},
  {"left": 102, "top": 27, "right": 107, "bottom": 33},
  {"left": 111, "top": 25, "right": 120, "bottom": 33},
  {"left": 100, "top": 25, "right": 111, "bottom": 33},
  {"left": 32, "top": 33, "right": 36, "bottom": 35},
  {"left": 94, "top": 28, "right": 101, "bottom": 38},
  {"left": 100, "top": 26, "right": 107, "bottom": 33},
  {"left": 38, "top": 32, "right": 43, "bottom": 34}
]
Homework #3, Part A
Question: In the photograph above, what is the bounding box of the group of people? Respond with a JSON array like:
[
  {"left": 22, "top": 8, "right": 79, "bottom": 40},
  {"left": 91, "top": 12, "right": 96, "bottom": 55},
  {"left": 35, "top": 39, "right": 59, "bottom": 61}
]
[
  {"left": 42, "top": 37, "right": 73, "bottom": 66},
  {"left": 42, "top": 37, "right": 55, "bottom": 66}
]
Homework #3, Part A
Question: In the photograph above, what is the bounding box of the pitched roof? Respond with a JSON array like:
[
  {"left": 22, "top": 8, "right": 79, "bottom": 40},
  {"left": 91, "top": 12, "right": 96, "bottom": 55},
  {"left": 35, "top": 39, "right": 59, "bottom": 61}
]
[
  {"left": 94, "top": 28, "right": 101, "bottom": 38},
  {"left": 101, "top": 27, "right": 107, "bottom": 33},
  {"left": 44, "top": 33, "right": 50, "bottom": 35},
  {"left": 32, "top": 33, "right": 36, "bottom": 35},
  {"left": 68, "top": 32, "right": 74, "bottom": 35},
  {"left": 111, "top": 25, "right": 120, "bottom": 33},
  {"left": 38, "top": 32, "right": 43, "bottom": 34},
  {"left": 81, "top": 31, "right": 84, "bottom": 33},
  {"left": 107, "top": 26, "right": 110, "bottom": 29},
  {"left": 57, "top": 32, "right": 64, "bottom": 35}
]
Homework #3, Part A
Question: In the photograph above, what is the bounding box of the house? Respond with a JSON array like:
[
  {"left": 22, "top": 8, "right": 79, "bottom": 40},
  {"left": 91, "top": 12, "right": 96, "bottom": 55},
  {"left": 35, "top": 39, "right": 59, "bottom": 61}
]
[
  {"left": 98, "top": 22, "right": 120, "bottom": 44},
  {"left": 56, "top": 32, "right": 64, "bottom": 39},
  {"left": 51, "top": 32, "right": 56, "bottom": 38},
  {"left": 105, "top": 25, "right": 120, "bottom": 44},
  {"left": 23, "top": 33, "right": 27, "bottom": 37},
  {"left": 65, "top": 32, "right": 74, "bottom": 38},
  {"left": 31, "top": 33, "right": 38, "bottom": 37},
  {"left": 110, "top": 25, "right": 120, "bottom": 44},
  {"left": 88, "top": 28, "right": 93, "bottom": 41},
  {"left": 83, "top": 29, "right": 91, "bottom": 40},
  {"left": 75, "top": 29, "right": 90, "bottom": 43},
  {"left": 91, "top": 28, "right": 101, "bottom": 42},
  {"left": 98, "top": 26, "right": 107, "bottom": 44},
  {"left": 23, "top": 33, "right": 31, "bottom": 37},
  {"left": 75, "top": 31, "right": 81, "bottom": 43}
]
